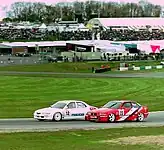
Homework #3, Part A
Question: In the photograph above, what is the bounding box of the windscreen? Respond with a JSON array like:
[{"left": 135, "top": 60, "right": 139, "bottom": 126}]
[
  {"left": 102, "top": 101, "right": 122, "bottom": 109},
  {"left": 51, "top": 102, "right": 67, "bottom": 109}
]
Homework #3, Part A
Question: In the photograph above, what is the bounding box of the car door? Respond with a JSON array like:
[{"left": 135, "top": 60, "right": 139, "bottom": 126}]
[
  {"left": 63, "top": 102, "right": 78, "bottom": 120},
  {"left": 118, "top": 102, "right": 133, "bottom": 121},
  {"left": 75, "top": 102, "right": 89, "bottom": 119}
]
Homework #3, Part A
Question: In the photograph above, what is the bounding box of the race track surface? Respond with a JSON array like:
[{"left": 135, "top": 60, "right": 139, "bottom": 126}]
[
  {"left": 1, "top": 71, "right": 164, "bottom": 78},
  {"left": 0, "top": 71, "right": 164, "bottom": 132},
  {"left": 0, "top": 111, "right": 164, "bottom": 133}
]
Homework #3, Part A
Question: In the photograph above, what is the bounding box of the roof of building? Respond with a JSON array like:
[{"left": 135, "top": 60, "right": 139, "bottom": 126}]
[
  {"left": 67, "top": 40, "right": 113, "bottom": 46},
  {"left": 1, "top": 40, "right": 113, "bottom": 48},
  {"left": 1, "top": 41, "right": 68, "bottom": 48},
  {"left": 87, "top": 17, "right": 164, "bottom": 27}
]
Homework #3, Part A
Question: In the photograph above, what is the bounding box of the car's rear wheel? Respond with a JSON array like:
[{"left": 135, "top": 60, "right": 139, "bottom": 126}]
[
  {"left": 53, "top": 112, "right": 62, "bottom": 121},
  {"left": 137, "top": 113, "right": 144, "bottom": 122},
  {"left": 108, "top": 113, "right": 116, "bottom": 123}
]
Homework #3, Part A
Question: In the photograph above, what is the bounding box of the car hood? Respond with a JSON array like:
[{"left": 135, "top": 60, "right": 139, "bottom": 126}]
[
  {"left": 91, "top": 108, "right": 115, "bottom": 113},
  {"left": 35, "top": 107, "right": 61, "bottom": 113}
]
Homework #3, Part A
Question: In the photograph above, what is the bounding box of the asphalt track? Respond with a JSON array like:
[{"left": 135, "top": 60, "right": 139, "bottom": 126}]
[
  {"left": 1, "top": 71, "right": 164, "bottom": 132},
  {"left": 1, "top": 71, "right": 164, "bottom": 78},
  {"left": 0, "top": 112, "right": 164, "bottom": 133}
]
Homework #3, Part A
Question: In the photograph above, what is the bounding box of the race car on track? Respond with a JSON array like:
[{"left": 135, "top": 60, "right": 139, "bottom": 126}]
[
  {"left": 34, "top": 100, "right": 97, "bottom": 121},
  {"left": 85, "top": 100, "right": 149, "bottom": 123}
]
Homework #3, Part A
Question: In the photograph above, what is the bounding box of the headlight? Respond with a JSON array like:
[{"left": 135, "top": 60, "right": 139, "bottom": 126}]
[{"left": 87, "top": 112, "right": 91, "bottom": 115}]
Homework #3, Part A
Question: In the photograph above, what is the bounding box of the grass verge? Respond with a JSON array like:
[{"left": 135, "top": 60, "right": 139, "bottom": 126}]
[
  {"left": 0, "top": 127, "right": 164, "bottom": 150},
  {"left": 0, "top": 61, "right": 161, "bottom": 73},
  {"left": 0, "top": 76, "right": 163, "bottom": 118}
]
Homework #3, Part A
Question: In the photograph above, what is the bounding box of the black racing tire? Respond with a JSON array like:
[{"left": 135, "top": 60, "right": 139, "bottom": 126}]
[
  {"left": 108, "top": 113, "right": 116, "bottom": 123},
  {"left": 137, "top": 113, "right": 144, "bottom": 122}
]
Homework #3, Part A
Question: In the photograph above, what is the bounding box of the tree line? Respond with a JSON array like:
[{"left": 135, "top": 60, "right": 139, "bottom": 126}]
[{"left": 3, "top": 0, "right": 162, "bottom": 24}]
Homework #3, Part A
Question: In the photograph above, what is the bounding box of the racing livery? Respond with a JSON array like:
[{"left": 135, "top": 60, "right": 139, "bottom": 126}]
[
  {"left": 85, "top": 100, "right": 149, "bottom": 123},
  {"left": 34, "top": 100, "right": 97, "bottom": 121}
]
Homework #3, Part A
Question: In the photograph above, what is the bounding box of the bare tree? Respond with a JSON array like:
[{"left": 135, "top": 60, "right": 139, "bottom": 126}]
[{"left": 4, "top": 0, "right": 161, "bottom": 23}]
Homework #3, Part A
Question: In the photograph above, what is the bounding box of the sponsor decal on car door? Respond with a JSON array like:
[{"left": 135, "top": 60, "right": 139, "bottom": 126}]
[
  {"left": 74, "top": 102, "right": 89, "bottom": 119},
  {"left": 118, "top": 102, "right": 138, "bottom": 121},
  {"left": 64, "top": 102, "right": 89, "bottom": 119},
  {"left": 65, "top": 108, "right": 85, "bottom": 119},
  {"left": 64, "top": 102, "right": 78, "bottom": 119}
]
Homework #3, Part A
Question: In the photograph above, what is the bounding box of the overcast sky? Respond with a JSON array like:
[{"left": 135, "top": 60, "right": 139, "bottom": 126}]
[{"left": 0, "top": 0, "right": 164, "bottom": 18}]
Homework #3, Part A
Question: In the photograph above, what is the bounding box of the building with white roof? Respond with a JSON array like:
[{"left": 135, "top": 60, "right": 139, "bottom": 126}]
[
  {"left": 0, "top": 40, "right": 127, "bottom": 55},
  {"left": 1, "top": 39, "right": 163, "bottom": 55},
  {"left": 0, "top": 41, "right": 68, "bottom": 54},
  {"left": 87, "top": 18, "right": 164, "bottom": 30}
]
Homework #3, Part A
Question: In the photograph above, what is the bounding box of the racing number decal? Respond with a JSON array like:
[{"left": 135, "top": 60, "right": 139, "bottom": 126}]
[
  {"left": 119, "top": 109, "right": 124, "bottom": 116},
  {"left": 66, "top": 110, "right": 70, "bottom": 116}
]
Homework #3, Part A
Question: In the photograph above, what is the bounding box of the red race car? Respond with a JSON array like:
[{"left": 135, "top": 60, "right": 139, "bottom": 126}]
[{"left": 85, "top": 100, "right": 149, "bottom": 123}]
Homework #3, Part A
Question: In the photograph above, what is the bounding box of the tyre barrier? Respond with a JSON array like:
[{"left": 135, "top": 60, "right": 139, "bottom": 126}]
[
  {"left": 93, "top": 68, "right": 111, "bottom": 73},
  {"left": 120, "top": 65, "right": 164, "bottom": 71}
]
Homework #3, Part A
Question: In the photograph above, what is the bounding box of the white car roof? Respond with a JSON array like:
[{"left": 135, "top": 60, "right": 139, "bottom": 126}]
[
  {"left": 56, "top": 100, "right": 86, "bottom": 104},
  {"left": 107, "top": 100, "right": 138, "bottom": 104}
]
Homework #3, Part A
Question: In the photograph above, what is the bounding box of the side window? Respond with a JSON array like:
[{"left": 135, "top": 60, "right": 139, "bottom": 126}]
[
  {"left": 122, "top": 102, "right": 132, "bottom": 108},
  {"left": 67, "top": 102, "right": 76, "bottom": 109},
  {"left": 132, "top": 102, "right": 140, "bottom": 108},
  {"left": 77, "top": 102, "right": 87, "bottom": 108}
]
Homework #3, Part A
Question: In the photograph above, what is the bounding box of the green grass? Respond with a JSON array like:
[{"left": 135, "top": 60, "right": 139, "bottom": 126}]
[
  {"left": 1, "top": 127, "right": 164, "bottom": 150},
  {"left": 0, "top": 76, "right": 164, "bottom": 118},
  {"left": 0, "top": 61, "right": 161, "bottom": 73}
]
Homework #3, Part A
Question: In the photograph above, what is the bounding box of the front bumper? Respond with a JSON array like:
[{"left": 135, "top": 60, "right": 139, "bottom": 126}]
[
  {"left": 85, "top": 115, "right": 108, "bottom": 122},
  {"left": 144, "top": 112, "right": 149, "bottom": 118},
  {"left": 33, "top": 113, "right": 53, "bottom": 120}
]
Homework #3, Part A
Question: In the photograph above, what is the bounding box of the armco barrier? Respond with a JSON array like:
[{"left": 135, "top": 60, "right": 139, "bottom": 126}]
[
  {"left": 133, "top": 67, "right": 140, "bottom": 71},
  {"left": 120, "top": 67, "right": 129, "bottom": 71},
  {"left": 94, "top": 68, "right": 111, "bottom": 73},
  {"left": 145, "top": 66, "right": 152, "bottom": 70},
  {"left": 140, "top": 66, "right": 145, "bottom": 70},
  {"left": 120, "top": 65, "right": 164, "bottom": 71},
  {"left": 128, "top": 67, "right": 133, "bottom": 70},
  {"left": 156, "top": 65, "right": 163, "bottom": 69}
]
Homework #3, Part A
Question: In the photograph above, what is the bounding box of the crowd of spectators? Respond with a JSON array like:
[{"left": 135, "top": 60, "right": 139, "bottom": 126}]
[
  {"left": 58, "top": 30, "right": 164, "bottom": 41},
  {"left": 100, "top": 30, "right": 164, "bottom": 41},
  {"left": 0, "top": 28, "right": 47, "bottom": 40},
  {"left": 57, "top": 31, "right": 92, "bottom": 40},
  {"left": 1, "top": 28, "right": 164, "bottom": 41}
]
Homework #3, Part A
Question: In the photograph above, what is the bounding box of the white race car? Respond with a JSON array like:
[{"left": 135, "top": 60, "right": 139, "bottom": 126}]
[{"left": 33, "top": 100, "right": 97, "bottom": 121}]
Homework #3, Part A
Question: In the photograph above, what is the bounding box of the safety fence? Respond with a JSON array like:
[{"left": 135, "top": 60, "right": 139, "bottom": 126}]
[{"left": 119, "top": 65, "right": 164, "bottom": 71}]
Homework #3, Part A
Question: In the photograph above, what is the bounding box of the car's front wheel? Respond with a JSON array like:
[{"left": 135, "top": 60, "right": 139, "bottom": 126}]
[
  {"left": 108, "top": 113, "right": 116, "bottom": 123},
  {"left": 53, "top": 112, "right": 62, "bottom": 121},
  {"left": 137, "top": 113, "right": 144, "bottom": 122}
]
